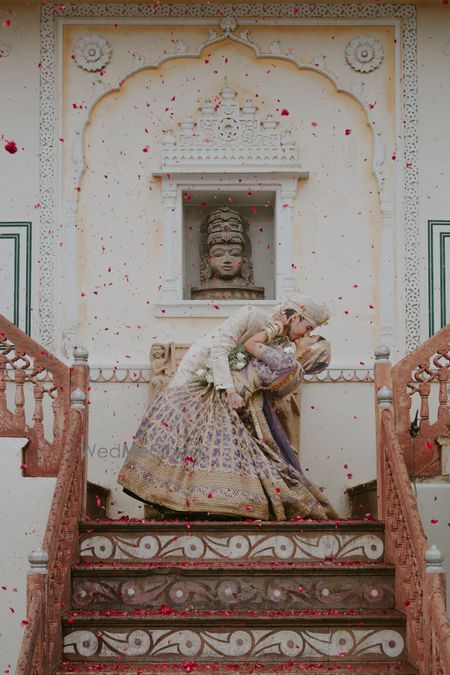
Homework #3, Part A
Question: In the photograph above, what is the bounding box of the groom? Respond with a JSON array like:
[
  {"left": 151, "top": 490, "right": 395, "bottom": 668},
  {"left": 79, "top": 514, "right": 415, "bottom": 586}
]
[{"left": 169, "top": 294, "right": 330, "bottom": 412}]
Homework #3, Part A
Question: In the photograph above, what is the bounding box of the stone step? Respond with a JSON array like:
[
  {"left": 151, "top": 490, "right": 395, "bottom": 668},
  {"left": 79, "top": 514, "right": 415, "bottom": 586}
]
[
  {"left": 56, "top": 661, "right": 418, "bottom": 674},
  {"left": 71, "top": 562, "right": 395, "bottom": 611},
  {"left": 62, "top": 609, "right": 406, "bottom": 664},
  {"left": 79, "top": 519, "right": 385, "bottom": 564}
]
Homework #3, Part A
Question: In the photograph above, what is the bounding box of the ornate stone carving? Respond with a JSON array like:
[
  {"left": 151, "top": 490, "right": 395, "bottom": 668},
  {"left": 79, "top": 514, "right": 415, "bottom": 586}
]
[
  {"left": 269, "top": 39, "right": 284, "bottom": 55},
  {"left": 64, "top": 625, "right": 405, "bottom": 661},
  {"left": 39, "top": 3, "right": 419, "bottom": 351},
  {"left": 80, "top": 528, "right": 385, "bottom": 563},
  {"left": 87, "top": 363, "right": 375, "bottom": 384},
  {"left": 172, "top": 38, "right": 187, "bottom": 54},
  {"left": 219, "top": 16, "right": 237, "bottom": 33},
  {"left": 72, "top": 569, "right": 394, "bottom": 610},
  {"left": 149, "top": 343, "right": 175, "bottom": 401},
  {"left": 162, "top": 79, "right": 297, "bottom": 169},
  {"left": 345, "top": 35, "right": 384, "bottom": 73},
  {"left": 191, "top": 206, "right": 264, "bottom": 300},
  {"left": 73, "top": 34, "right": 111, "bottom": 72}
]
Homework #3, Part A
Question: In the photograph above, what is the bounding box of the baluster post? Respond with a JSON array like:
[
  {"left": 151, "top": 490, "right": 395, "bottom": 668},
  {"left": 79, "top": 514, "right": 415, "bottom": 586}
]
[
  {"left": 437, "top": 361, "right": 449, "bottom": 421},
  {"left": 70, "top": 346, "right": 89, "bottom": 517},
  {"left": 374, "top": 345, "right": 392, "bottom": 520},
  {"left": 418, "top": 380, "right": 430, "bottom": 430},
  {"left": 27, "top": 548, "right": 48, "bottom": 668},
  {"left": 424, "top": 545, "right": 446, "bottom": 673},
  {"left": 14, "top": 367, "right": 26, "bottom": 427},
  {"left": 32, "top": 383, "right": 44, "bottom": 437}
]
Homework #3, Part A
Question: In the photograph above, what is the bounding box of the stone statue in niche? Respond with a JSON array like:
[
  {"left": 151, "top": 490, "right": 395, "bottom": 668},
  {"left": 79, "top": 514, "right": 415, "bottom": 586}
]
[
  {"left": 149, "top": 343, "right": 174, "bottom": 401},
  {"left": 191, "top": 206, "right": 265, "bottom": 300}
]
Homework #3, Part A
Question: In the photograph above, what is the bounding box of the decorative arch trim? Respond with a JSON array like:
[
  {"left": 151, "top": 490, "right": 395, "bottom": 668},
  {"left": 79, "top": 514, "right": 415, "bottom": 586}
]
[{"left": 38, "top": 4, "right": 418, "bottom": 355}]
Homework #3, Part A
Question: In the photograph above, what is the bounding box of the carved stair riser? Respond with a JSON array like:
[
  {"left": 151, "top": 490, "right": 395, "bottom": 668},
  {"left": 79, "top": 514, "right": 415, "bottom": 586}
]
[
  {"left": 62, "top": 617, "right": 407, "bottom": 663},
  {"left": 56, "top": 665, "right": 419, "bottom": 675},
  {"left": 79, "top": 522, "right": 385, "bottom": 564},
  {"left": 71, "top": 567, "right": 395, "bottom": 611}
]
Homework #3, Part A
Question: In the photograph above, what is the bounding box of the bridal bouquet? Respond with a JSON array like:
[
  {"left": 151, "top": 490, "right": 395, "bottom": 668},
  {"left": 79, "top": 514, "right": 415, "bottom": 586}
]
[{"left": 193, "top": 341, "right": 296, "bottom": 385}]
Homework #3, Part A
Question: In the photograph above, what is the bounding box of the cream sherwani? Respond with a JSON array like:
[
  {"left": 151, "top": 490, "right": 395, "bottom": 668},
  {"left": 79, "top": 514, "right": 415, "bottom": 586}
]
[{"left": 169, "top": 305, "right": 272, "bottom": 391}]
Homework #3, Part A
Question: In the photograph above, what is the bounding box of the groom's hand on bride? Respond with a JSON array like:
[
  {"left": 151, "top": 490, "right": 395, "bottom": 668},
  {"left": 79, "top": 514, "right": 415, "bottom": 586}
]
[
  {"left": 272, "top": 312, "right": 290, "bottom": 331},
  {"left": 226, "top": 389, "right": 245, "bottom": 410}
]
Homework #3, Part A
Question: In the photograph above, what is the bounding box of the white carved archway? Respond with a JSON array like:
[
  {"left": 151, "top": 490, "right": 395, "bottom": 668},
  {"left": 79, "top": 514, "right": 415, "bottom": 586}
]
[{"left": 38, "top": 5, "right": 417, "bottom": 360}]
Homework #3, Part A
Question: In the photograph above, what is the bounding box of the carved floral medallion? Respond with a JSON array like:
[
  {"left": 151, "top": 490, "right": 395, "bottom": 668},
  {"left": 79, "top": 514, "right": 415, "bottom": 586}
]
[
  {"left": 74, "top": 34, "right": 112, "bottom": 72},
  {"left": 345, "top": 35, "right": 384, "bottom": 73}
]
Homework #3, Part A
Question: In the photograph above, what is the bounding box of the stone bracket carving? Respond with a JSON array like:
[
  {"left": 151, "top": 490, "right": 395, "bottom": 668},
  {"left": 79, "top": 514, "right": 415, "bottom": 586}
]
[{"left": 162, "top": 79, "right": 298, "bottom": 170}]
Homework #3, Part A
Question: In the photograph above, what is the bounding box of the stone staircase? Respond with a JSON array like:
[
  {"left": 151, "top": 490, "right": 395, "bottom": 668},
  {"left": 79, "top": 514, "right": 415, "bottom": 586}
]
[{"left": 56, "top": 518, "right": 418, "bottom": 673}]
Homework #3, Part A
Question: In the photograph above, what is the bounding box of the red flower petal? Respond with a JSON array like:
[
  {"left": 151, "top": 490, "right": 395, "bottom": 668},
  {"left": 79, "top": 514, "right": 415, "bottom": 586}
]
[{"left": 4, "top": 141, "right": 17, "bottom": 154}]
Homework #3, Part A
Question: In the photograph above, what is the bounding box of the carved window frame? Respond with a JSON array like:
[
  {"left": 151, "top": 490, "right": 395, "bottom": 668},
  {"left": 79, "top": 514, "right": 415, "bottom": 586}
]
[{"left": 155, "top": 170, "right": 308, "bottom": 317}]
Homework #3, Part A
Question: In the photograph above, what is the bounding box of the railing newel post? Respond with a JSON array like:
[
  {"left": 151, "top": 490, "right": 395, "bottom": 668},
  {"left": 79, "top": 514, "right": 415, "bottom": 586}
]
[
  {"left": 71, "top": 345, "right": 90, "bottom": 519},
  {"left": 374, "top": 344, "right": 392, "bottom": 521},
  {"left": 424, "top": 546, "right": 447, "bottom": 673},
  {"left": 27, "top": 548, "right": 49, "bottom": 669}
]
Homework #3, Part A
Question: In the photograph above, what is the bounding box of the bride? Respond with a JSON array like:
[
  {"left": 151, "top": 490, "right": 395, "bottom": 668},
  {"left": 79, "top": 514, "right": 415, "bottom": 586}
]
[{"left": 118, "top": 315, "right": 338, "bottom": 521}]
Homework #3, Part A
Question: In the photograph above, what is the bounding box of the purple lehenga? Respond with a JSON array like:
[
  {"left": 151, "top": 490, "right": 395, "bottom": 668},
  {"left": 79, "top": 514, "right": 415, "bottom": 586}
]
[{"left": 118, "top": 341, "right": 338, "bottom": 520}]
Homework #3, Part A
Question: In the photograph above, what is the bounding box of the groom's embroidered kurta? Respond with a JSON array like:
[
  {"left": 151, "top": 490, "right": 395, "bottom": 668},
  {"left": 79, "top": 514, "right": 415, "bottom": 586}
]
[{"left": 170, "top": 305, "right": 271, "bottom": 391}]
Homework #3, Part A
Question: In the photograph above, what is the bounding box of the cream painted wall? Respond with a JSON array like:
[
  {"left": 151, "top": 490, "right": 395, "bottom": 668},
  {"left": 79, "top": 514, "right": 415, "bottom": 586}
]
[
  {"left": 58, "top": 17, "right": 393, "bottom": 517},
  {"left": 63, "top": 22, "right": 395, "bottom": 365},
  {"left": 0, "top": 2, "right": 40, "bottom": 337},
  {"left": 0, "top": 438, "right": 56, "bottom": 673},
  {"left": 416, "top": 2, "right": 450, "bottom": 337}
]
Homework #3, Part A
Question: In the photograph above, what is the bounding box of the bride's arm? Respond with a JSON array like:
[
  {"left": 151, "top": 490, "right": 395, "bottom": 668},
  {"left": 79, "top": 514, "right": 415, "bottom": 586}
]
[
  {"left": 243, "top": 329, "right": 271, "bottom": 359},
  {"left": 244, "top": 322, "right": 297, "bottom": 373},
  {"left": 244, "top": 316, "right": 286, "bottom": 358}
]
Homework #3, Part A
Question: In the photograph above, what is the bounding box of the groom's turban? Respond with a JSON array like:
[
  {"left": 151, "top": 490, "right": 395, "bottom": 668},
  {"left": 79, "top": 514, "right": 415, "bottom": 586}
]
[{"left": 277, "top": 294, "right": 330, "bottom": 328}]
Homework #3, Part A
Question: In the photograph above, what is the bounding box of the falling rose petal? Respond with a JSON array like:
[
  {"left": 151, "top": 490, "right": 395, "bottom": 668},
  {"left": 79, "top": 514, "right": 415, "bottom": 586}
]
[
  {"left": 20, "top": 619, "right": 30, "bottom": 628},
  {"left": 143, "top": 146, "right": 149, "bottom": 153},
  {"left": 404, "top": 599, "right": 411, "bottom": 606},
  {"left": 245, "top": 505, "right": 252, "bottom": 511},
  {"left": 311, "top": 121, "right": 318, "bottom": 127},
  {"left": 425, "top": 441, "right": 433, "bottom": 449},
  {"left": 275, "top": 487, "right": 281, "bottom": 494},
  {"left": 347, "top": 473, "right": 353, "bottom": 479},
  {"left": 345, "top": 129, "right": 351, "bottom": 136},
  {"left": 9, "top": 607, "right": 14, "bottom": 614},
  {"left": 2, "top": 19, "right": 11, "bottom": 27},
  {"left": 431, "top": 519, "right": 439, "bottom": 524},
  {"left": 281, "top": 109, "right": 289, "bottom": 116},
  {"left": 4, "top": 140, "right": 17, "bottom": 154}
]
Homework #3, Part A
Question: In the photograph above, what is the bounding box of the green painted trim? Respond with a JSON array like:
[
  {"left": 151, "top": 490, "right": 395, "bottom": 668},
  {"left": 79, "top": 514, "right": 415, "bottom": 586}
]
[
  {"left": 440, "top": 233, "right": 449, "bottom": 327},
  {"left": 0, "top": 222, "right": 32, "bottom": 334},
  {"left": 0, "top": 233, "right": 20, "bottom": 324},
  {"left": 428, "top": 220, "right": 450, "bottom": 336},
  {"left": 428, "top": 220, "right": 434, "bottom": 337}
]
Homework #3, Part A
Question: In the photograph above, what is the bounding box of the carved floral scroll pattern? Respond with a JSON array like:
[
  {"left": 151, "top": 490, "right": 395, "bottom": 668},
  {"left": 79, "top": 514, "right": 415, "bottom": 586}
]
[{"left": 63, "top": 625, "right": 405, "bottom": 661}]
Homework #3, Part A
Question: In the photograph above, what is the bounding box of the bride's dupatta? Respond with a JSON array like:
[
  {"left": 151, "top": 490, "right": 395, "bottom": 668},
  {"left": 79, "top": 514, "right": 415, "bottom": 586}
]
[{"left": 232, "top": 338, "right": 337, "bottom": 519}]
